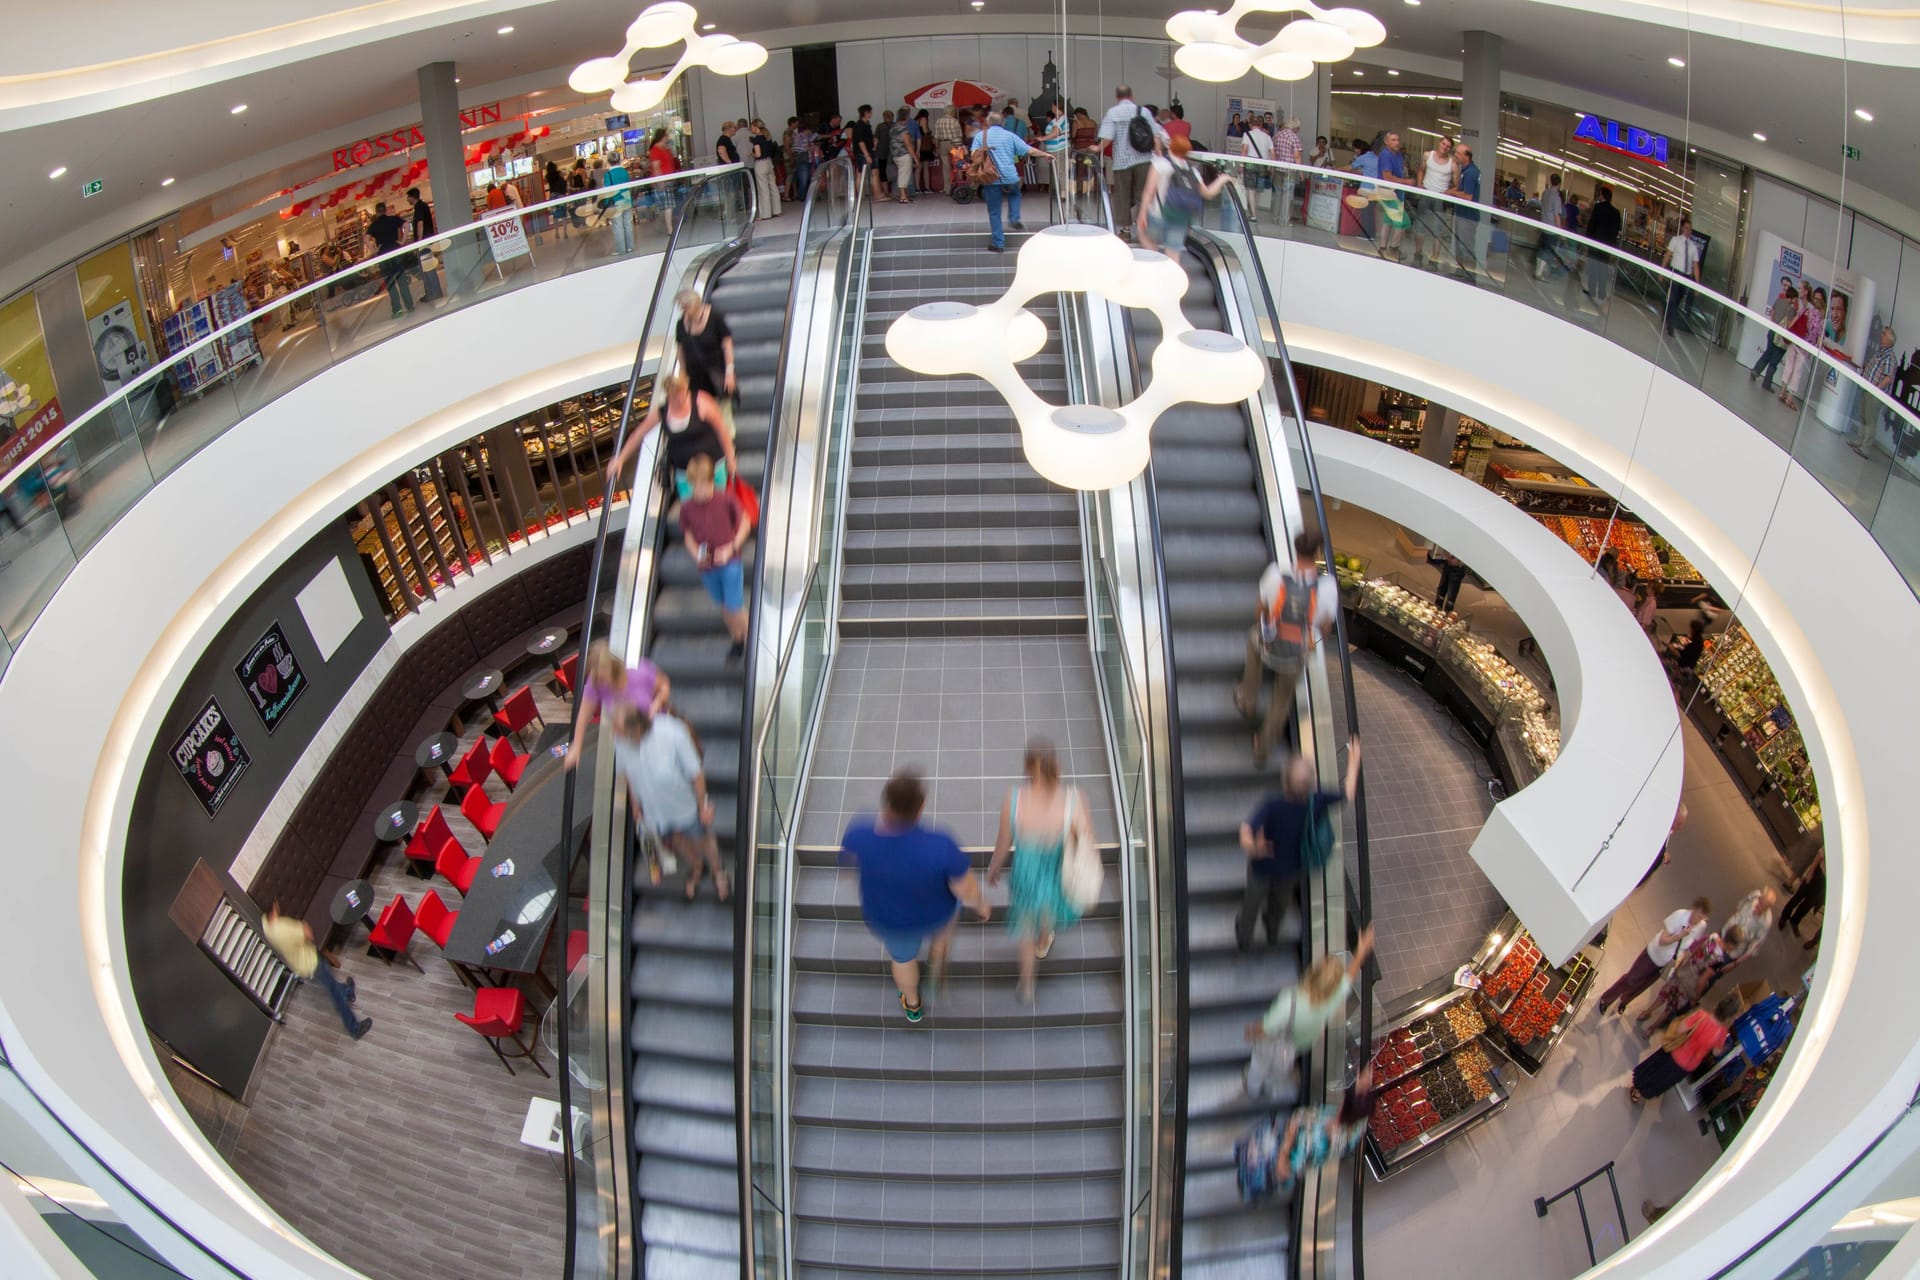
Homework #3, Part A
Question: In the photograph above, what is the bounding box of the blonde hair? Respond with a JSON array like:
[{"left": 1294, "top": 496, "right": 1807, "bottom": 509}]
[
  {"left": 1303, "top": 956, "right": 1346, "bottom": 1003},
  {"left": 675, "top": 289, "right": 703, "bottom": 310},
  {"left": 1024, "top": 738, "right": 1061, "bottom": 786},
  {"left": 584, "top": 639, "right": 624, "bottom": 690},
  {"left": 662, "top": 372, "right": 690, "bottom": 396},
  {"left": 685, "top": 454, "right": 716, "bottom": 482}
]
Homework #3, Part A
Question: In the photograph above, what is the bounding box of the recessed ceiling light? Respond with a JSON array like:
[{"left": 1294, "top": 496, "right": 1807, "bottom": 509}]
[
  {"left": 1387, "top": 68, "right": 1400, "bottom": 75},
  {"left": 497, "top": 25, "right": 514, "bottom": 34},
  {"left": 454, "top": 77, "right": 461, "bottom": 83},
  {"left": 1668, "top": 56, "right": 1686, "bottom": 67},
  {"left": 1352, "top": 69, "right": 1364, "bottom": 76},
  {"left": 702, "top": 21, "right": 716, "bottom": 28},
  {"left": 48, "top": 166, "right": 67, "bottom": 180},
  {"left": 1854, "top": 108, "right": 1873, "bottom": 122},
  {"left": 161, "top": 176, "right": 175, "bottom": 187},
  {"left": 230, "top": 103, "right": 248, "bottom": 114},
  {"left": 1404, "top": 0, "right": 1420, "bottom": 6},
  {"left": 1752, "top": 132, "right": 1767, "bottom": 142}
]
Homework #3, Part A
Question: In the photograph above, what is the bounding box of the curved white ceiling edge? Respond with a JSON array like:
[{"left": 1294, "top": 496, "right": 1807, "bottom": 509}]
[
  {"left": 0, "top": 252, "right": 661, "bottom": 1277},
  {"left": 0, "top": 0, "right": 541, "bottom": 131},
  {"left": 1304, "top": 424, "right": 1682, "bottom": 963},
  {"left": 1260, "top": 235, "right": 1912, "bottom": 1278},
  {"left": 1522, "top": 0, "right": 1920, "bottom": 68}
]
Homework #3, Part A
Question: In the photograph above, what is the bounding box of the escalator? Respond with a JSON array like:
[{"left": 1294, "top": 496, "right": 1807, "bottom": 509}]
[{"left": 623, "top": 240, "right": 793, "bottom": 1277}]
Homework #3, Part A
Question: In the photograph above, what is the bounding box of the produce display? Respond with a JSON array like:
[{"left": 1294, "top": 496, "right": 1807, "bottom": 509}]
[
  {"left": 1534, "top": 514, "right": 1663, "bottom": 581},
  {"left": 1697, "top": 627, "right": 1821, "bottom": 830},
  {"left": 1651, "top": 533, "right": 1705, "bottom": 584},
  {"left": 1495, "top": 970, "right": 1569, "bottom": 1043},
  {"left": 1355, "top": 580, "right": 1462, "bottom": 648},
  {"left": 1490, "top": 462, "right": 1593, "bottom": 487},
  {"left": 1440, "top": 632, "right": 1548, "bottom": 715},
  {"left": 1481, "top": 931, "right": 1543, "bottom": 1000},
  {"left": 1329, "top": 552, "right": 1370, "bottom": 591},
  {"left": 1453, "top": 1043, "right": 1497, "bottom": 1101},
  {"left": 1370, "top": 1002, "right": 1488, "bottom": 1083}
]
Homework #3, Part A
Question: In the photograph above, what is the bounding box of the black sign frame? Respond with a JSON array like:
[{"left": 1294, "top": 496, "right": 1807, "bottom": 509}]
[
  {"left": 233, "top": 621, "right": 307, "bottom": 734},
  {"left": 171, "top": 697, "right": 252, "bottom": 819}
]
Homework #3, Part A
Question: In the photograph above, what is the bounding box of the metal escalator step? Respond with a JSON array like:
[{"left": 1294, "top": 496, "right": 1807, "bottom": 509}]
[
  {"left": 792, "top": 1122, "right": 1125, "bottom": 1181},
  {"left": 631, "top": 898, "right": 735, "bottom": 952},
  {"left": 845, "top": 491, "right": 1077, "bottom": 531},
  {"left": 1188, "top": 951, "right": 1297, "bottom": 1013},
  {"left": 1172, "top": 627, "right": 1250, "bottom": 675},
  {"left": 794, "top": 1219, "right": 1120, "bottom": 1274},
  {"left": 793, "top": 863, "right": 1119, "bottom": 922},
  {"left": 633, "top": 1108, "right": 735, "bottom": 1166},
  {"left": 793, "top": 1172, "right": 1124, "bottom": 1227},
  {"left": 1164, "top": 532, "right": 1271, "bottom": 576},
  {"left": 836, "top": 599, "right": 1089, "bottom": 637},
  {"left": 847, "top": 461, "right": 1057, "bottom": 499},
  {"left": 842, "top": 524, "right": 1080, "bottom": 566},
  {"left": 852, "top": 402, "right": 1021, "bottom": 433},
  {"left": 851, "top": 431, "right": 1028, "bottom": 466},
  {"left": 631, "top": 953, "right": 733, "bottom": 1008},
  {"left": 792, "top": 913, "right": 1123, "bottom": 975},
  {"left": 640, "top": 1203, "right": 740, "bottom": 1259},
  {"left": 1150, "top": 405, "right": 1251, "bottom": 447},
  {"left": 840, "top": 559, "right": 1082, "bottom": 602},
  {"left": 645, "top": 1244, "right": 746, "bottom": 1280},
  {"left": 1180, "top": 1210, "right": 1292, "bottom": 1269},
  {"left": 636, "top": 1155, "right": 741, "bottom": 1216},
  {"left": 792, "top": 1073, "right": 1124, "bottom": 1131},
  {"left": 647, "top": 634, "right": 747, "bottom": 678},
  {"left": 630, "top": 1002, "right": 732, "bottom": 1063},
  {"left": 633, "top": 1057, "right": 735, "bottom": 1118},
  {"left": 1155, "top": 449, "right": 1260, "bottom": 487},
  {"left": 791, "top": 970, "right": 1124, "bottom": 1029},
  {"left": 791, "top": 1021, "right": 1127, "bottom": 1080}
]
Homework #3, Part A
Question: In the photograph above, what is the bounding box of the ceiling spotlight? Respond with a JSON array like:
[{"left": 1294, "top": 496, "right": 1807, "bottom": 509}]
[
  {"left": 1854, "top": 107, "right": 1873, "bottom": 122},
  {"left": 970, "top": 0, "right": 984, "bottom": 6},
  {"left": 1386, "top": 67, "right": 1399, "bottom": 74},
  {"left": 1752, "top": 131, "right": 1766, "bottom": 142},
  {"left": 1404, "top": 0, "right": 1419, "bottom": 5},
  {"left": 1667, "top": 56, "right": 1685, "bottom": 67},
  {"left": 48, "top": 166, "right": 67, "bottom": 180},
  {"left": 497, "top": 25, "right": 514, "bottom": 33},
  {"left": 161, "top": 176, "right": 176, "bottom": 187},
  {"left": 230, "top": 103, "right": 248, "bottom": 114},
  {"left": 702, "top": 20, "right": 716, "bottom": 27},
  {"left": 1352, "top": 68, "right": 1364, "bottom": 75}
]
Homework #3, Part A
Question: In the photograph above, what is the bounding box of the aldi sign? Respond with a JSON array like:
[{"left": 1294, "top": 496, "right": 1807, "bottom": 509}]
[{"left": 1573, "top": 115, "right": 1670, "bottom": 167}]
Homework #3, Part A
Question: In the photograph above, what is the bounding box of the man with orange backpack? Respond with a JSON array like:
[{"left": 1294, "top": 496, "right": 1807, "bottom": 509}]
[{"left": 1234, "top": 529, "right": 1340, "bottom": 765}]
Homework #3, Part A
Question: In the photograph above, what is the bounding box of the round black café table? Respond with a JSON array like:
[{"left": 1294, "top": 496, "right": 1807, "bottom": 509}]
[
  {"left": 373, "top": 800, "right": 419, "bottom": 843},
  {"left": 330, "top": 878, "right": 378, "bottom": 929},
  {"left": 462, "top": 668, "right": 507, "bottom": 718},
  {"left": 526, "top": 627, "right": 568, "bottom": 658},
  {"left": 416, "top": 731, "right": 459, "bottom": 777}
]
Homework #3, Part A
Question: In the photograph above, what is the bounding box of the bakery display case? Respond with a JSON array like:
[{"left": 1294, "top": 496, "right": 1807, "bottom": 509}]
[
  {"left": 352, "top": 477, "right": 482, "bottom": 617},
  {"left": 1364, "top": 987, "right": 1513, "bottom": 1179},
  {"left": 1495, "top": 706, "right": 1562, "bottom": 790},
  {"left": 1437, "top": 630, "right": 1548, "bottom": 721},
  {"left": 1354, "top": 580, "right": 1461, "bottom": 651}
]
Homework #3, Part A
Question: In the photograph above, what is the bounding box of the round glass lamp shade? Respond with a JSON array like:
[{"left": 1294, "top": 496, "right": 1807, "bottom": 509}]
[
  {"left": 611, "top": 77, "right": 673, "bottom": 112},
  {"left": 1013, "top": 225, "right": 1136, "bottom": 296},
  {"left": 887, "top": 302, "right": 1002, "bottom": 376},
  {"left": 703, "top": 36, "right": 768, "bottom": 75},
  {"left": 1102, "top": 249, "right": 1190, "bottom": 310},
  {"left": 1175, "top": 40, "right": 1255, "bottom": 82},
  {"left": 1253, "top": 50, "right": 1317, "bottom": 81},
  {"left": 1165, "top": 9, "right": 1230, "bottom": 44},
  {"left": 1005, "top": 309, "right": 1050, "bottom": 364},
  {"left": 628, "top": 1, "right": 698, "bottom": 47},
  {"left": 1274, "top": 17, "right": 1356, "bottom": 61},
  {"left": 1325, "top": 6, "right": 1388, "bottom": 46},
  {"left": 569, "top": 55, "right": 628, "bottom": 94},
  {"left": 1158, "top": 330, "right": 1265, "bottom": 402},
  {"left": 1023, "top": 405, "right": 1149, "bottom": 491}
]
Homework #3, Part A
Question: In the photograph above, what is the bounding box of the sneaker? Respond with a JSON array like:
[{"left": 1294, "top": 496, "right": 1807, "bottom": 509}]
[
  {"left": 899, "top": 992, "right": 923, "bottom": 1023},
  {"left": 343, "top": 979, "right": 357, "bottom": 1004},
  {"left": 351, "top": 1018, "right": 373, "bottom": 1039},
  {"left": 1010, "top": 221, "right": 1026, "bottom": 231},
  {"left": 726, "top": 640, "right": 746, "bottom": 664},
  {"left": 987, "top": 244, "right": 1005, "bottom": 253}
]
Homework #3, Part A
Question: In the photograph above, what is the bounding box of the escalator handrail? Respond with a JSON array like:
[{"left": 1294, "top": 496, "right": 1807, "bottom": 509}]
[
  {"left": 1208, "top": 180, "right": 1373, "bottom": 1280},
  {"left": 1062, "top": 176, "right": 1196, "bottom": 1279},
  {"left": 731, "top": 153, "right": 857, "bottom": 1270},
  {"left": 557, "top": 166, "right": 757, "bottom": 1280}
]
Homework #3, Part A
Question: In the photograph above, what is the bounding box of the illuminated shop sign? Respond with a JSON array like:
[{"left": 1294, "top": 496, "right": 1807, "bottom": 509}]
[
  {"left": 333, "top": 103, "right": 504, "bottom": 171},
  {"left": 1573, "top": 114, "right": 1670, "bottom": 166}
]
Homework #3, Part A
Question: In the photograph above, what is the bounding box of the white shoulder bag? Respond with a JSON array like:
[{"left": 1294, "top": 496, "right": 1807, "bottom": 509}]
[{"left": 1059, "top": 789, "right": 1103, "bottom": 913}]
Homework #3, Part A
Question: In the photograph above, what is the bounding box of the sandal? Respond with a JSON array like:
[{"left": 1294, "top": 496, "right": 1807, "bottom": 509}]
[
  {"left": 684, "top": 875, "right": 701, "bottom": 902},
  {"left": 1628, "top": 1088, "right": 1645, "bottom": 1105},
  {"left": 1036, "top": 930, "right": 1055, "bottom": 960},
  {"left": 714, "top": 874, "right": 732, "bottom": 903}
]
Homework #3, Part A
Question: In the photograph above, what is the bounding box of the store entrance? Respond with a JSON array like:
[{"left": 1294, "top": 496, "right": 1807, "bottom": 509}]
[{"left": 792, "top": 44, "right": 839, "bottom": 126}]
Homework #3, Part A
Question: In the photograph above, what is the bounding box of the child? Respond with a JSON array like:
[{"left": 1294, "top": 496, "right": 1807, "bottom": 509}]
[{"left": 679, "top": 455, "right": 751, "bottom": 661}]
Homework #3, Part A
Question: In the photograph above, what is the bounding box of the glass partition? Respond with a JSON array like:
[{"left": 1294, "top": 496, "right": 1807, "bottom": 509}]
[
  {"left": 0, "top": 163, "right": 747, "bottom": 650},
  {"left": 551, "top": 165, "right": 758, "bottom": 1280},
  {"left": 1193, "top": 151, "right": 1920, "bottom": 596}
]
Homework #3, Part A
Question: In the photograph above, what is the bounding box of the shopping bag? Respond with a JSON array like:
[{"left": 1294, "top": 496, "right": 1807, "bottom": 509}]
[{"left": 729, "top": 475, "right": 760, "bottom": 529}]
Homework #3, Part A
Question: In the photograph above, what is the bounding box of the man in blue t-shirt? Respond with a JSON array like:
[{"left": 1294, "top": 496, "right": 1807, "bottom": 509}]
[
  {"left": 1237, "top": 738, "right": 1362, "bottom": 950},
  {"left": 969, "top": 114, "right": 1050, "bottom": 252},
  {"left": 840, "top": 770, "right": 989, "bottom": 1021}
]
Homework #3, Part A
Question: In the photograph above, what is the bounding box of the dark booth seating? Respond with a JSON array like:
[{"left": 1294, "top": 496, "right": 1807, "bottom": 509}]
[{"left": 250, "top": 546, "right": 596, "bottom": 938}]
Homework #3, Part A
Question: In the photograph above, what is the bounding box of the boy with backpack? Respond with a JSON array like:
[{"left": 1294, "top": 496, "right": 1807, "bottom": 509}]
[
  {"left": 1235, "top": 529, "right": 1341, "bottom": 764},
  {"left": 1139, "top": 134, "right": 1230, "bottom": 258}
]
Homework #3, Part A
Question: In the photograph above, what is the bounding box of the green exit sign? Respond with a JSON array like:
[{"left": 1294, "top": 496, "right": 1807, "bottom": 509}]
[
  {"left": 1842, "top": 144, "right": 1862, "bottom": 161},
  {"left": 81, "top": 178, "right": 103, "bottom": 198}
]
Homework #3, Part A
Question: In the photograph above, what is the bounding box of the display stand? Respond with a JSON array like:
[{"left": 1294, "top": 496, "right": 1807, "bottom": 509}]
[{"left": 1364, "top": 983, "right": 1514, "bottom": 1179}]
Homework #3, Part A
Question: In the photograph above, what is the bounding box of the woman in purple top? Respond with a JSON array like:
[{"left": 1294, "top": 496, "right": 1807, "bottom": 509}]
[{"left": 564, "top": 640, "right": 671, "bottom": 771}]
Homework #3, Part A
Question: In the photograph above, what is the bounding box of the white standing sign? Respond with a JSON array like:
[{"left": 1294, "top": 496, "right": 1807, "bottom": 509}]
[{"left": 486, "top": 216, "right": 531, "bottom": 264}]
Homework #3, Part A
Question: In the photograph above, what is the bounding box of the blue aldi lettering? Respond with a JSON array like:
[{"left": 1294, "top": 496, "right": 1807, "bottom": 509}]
[{"left": 1573, "top": 114, "right": 1669, "bottom": 166}]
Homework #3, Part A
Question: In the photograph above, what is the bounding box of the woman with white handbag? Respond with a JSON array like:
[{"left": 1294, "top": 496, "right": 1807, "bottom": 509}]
[{"left": 988, "top": 739, "right": 1101, "bottom": 1004}]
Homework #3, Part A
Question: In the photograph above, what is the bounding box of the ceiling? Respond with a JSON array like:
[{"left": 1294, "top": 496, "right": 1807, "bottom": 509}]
[{"left": 1, "top": 0, "right": 1914, "bottom": 279}]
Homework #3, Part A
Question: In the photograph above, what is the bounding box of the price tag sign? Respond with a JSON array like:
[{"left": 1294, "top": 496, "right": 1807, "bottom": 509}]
[{"left": 486, "top": 216, "right": 531, "bottom": 264}]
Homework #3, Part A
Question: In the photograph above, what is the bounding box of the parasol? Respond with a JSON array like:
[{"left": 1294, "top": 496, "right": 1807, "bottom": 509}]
[{"left": 904, "top": 79, "right": 1007, "bottom": 110}]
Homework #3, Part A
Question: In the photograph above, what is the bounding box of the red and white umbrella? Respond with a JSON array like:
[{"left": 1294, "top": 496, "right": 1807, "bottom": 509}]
[{"left": 904, "top": 79, "right": 1007, "bottom": 110}]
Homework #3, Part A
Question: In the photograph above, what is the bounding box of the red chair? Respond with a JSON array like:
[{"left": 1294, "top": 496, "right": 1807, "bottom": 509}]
[
  {"left": 454, "top": 986, "right": 549, "bottom": 1078},
  {"left": 460, "top": 783, "right": 506, "bottom": 840},
  {"left": 447, "top": 739, "right": 493, "bottom": 797},
  {"left": 403, "top": 807, "right": 462, "bottom": 878},
  {"left": 415, "top": 890, "right": 459, "bottom": 949},
  {"left": 566, "top": 929, "right": 589, "bottom": 975},
  {"left": 493, "top": 685, "right": 545, "bottom": 744},
  {"left": 490, "top": 735, "right": 531, "bottom": 788},
  {"left": 554, "top": 652, "right": 580, "bottom": 697},
  {"left": 367, "top": 896, "right": 423, "bottom": 972},
  {"left": 436, "top": 842, "right": 483, "bottom": 894}
]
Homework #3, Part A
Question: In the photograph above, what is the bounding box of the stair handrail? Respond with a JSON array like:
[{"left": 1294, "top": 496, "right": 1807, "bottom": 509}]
[{"left": 556, "top": 166, "right": 757, "bottom": 1280}]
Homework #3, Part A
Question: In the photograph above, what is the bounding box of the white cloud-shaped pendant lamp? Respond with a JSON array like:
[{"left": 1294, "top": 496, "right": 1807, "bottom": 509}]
[
  {"left": 571, "top": 3, "right": 768, "bottom": 114},
  {"left": 1166, "top": 0, "right": 1384, "bottom": 83},
  {"left": 885, "top": 227, "right": 1263, "bottom": 492}
]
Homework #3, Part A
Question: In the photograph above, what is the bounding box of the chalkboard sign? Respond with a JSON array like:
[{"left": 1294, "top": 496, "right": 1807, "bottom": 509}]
[
  {"left": 233, "top": 621, "right": 307, "bottom": 733},
  {"left": 171, "top": 697, "right": 251, "bottom": 818}
]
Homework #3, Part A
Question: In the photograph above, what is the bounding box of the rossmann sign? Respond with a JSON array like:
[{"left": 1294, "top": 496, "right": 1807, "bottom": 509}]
[
  {"left": 333, "top": 103, "right": 503, "bottom": 171},
  {"left": 1573, "top": 114, "right": 1670, "bottom": 167}
]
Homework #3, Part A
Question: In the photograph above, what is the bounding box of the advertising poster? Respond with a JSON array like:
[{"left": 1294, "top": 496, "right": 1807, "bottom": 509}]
[
  {"left": 486, "top": 215, "right": 532, "bottom": 264},
  {"left": 233, "top": 622, "right": 307, "bottom": 733},
  {"left": 77, "top": 243, "right": 155, "bottom": 391},
  {"left": 1226, "top": 95, "right": 1276, "bottom": 137},
  {"left": 1739, "top": 231, "right": 1878, "bottom": 432},
  {"left": 0, "top": 292, "right": 58, "bottom": 443},
  {"left": 171, "top": 697, "right": 252, "bottom": 819},
  {"left": 1306, "top": 177, "right": 1345, "bottom": 233}
]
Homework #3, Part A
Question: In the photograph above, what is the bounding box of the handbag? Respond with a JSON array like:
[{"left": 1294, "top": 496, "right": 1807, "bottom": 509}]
[
  {"left": 728, "top": 475, "right": 760, "bottom": 530},
  {"left": 1058, "top": 790, "right": 1103, "bottom": 913}
]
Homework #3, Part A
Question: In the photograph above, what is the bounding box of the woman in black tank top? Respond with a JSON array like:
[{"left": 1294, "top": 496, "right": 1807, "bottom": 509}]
[{"left": 607, "top": 372, "right": 737, "bottom": 502}]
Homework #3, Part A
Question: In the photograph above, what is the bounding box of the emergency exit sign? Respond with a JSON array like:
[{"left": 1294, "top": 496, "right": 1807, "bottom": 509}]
[
  {"left": 1842, "top": 144, "right": 1862, "bottom": 161},
  {"left": 81, "top": 179, "right": 103, "bottom": 198}
]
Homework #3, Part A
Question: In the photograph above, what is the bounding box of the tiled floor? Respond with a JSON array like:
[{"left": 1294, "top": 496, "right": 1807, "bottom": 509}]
[
  {"left": 797, "top": 636, "right": 1118, "bottom": 850},
  {"left": 168, "top": 662, "right": 578, "bottom": 1280}
]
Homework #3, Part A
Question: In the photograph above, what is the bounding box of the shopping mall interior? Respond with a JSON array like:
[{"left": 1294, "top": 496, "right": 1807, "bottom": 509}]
[{"left": 2, "top": 2, "right": 1918, "bottom": 1278}]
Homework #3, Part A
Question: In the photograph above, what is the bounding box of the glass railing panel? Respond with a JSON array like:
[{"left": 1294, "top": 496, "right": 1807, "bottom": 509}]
[{"left": 0, "top": 165, "right": 747, "bottom": 663}]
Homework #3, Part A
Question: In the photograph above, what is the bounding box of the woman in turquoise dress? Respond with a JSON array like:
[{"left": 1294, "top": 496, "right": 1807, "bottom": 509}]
[{"left": 987, "top": 739, "right": 1093, "bottom": 1003}]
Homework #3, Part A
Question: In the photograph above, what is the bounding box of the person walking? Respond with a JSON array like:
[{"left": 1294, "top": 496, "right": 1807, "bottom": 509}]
[
  {"left": 1781, "top": 847, "right": 1825, "bottom": 939},
  {"left": 1373, "top": 132, "right": 1410, "bottom": 259},
  {"left": 1271, "top": 115, "right": 1304, "bottom": 225},
  {"left": 1432, "top": 546, "right": 1468, "bottom": 612},
  {"left": 1447, "top": 145, "right": 1484, "bottom": 282},
  {"left": 608, "top": 372, "right": 738, "bottom": 503},
  {"left": 564, "top": 640, "right": 671, "bottom": 770},
  {"left": 1751, "top": 279, "right": 1798, "bottom": 392},
  {"left": 1853, "top": 325, "right": 1899, "bottom": 456},
  {"left": 1069, "top": 107, "right": 1098, "bottom": 197},
  {"left": 840, "top": 770, "right": 990, "bottom": 1022},
  {"left": 611, "top": 704, "right": 728, "bottom": 900},
  {"left": 674, "top": 288, "right": 736, "bottom": 429},
  {"left": 364, "top": 200, "right": 425, "bottom": 318},
  {"left": 1595, "top": 898, "right": 1709, "bottom": 1016},
  {"left": 264, "top": 905, "right": 369, "bottom": 1039},
  {"left": 602, "top": 152, "right": 636, "bottom": 253},
  {"left": 1038, "top": 99, "right": 1070, "bottom": 192},
  {"left": 677, "top": 456, "right": 751, "bottom": 660},
  {"left": 1635, "top": 927, "right": 1738, "bottom": 1037},
  {"left": 969, "top": 109, "right": 1048, "bottom": 253},
  {"left": 1663, "top": 217, "right": 1702, "bottom": 337},
  {"left": 748, "top": 119, "right": 782, "bottom": 218},
  {"left": 790, "top": 119, "right": 816, "bottom": 196},
  {"left": 1234, "top": 530, "right": 1340, "bottom": 764},
  {"left": 1719, "top": 887, "right": 1778, "bottom": 968},
  {"left": 850, "top": 105, "right": 880, "bottom": 197},
  {"left": 1096, "top": 84, "right": 1167, "bottom": 242},
  {"left": 1138, "top": 135, "right": 1229, "bottom": 259},
  {"left": 1583, "top": 185, "right": 1623, "bottom": 310},
  {"left": 1240, "top": 114, "right": 1275, "bottom": 219},
  {"left": 1235, "top": 738, "right": 1360, "bottom": 950},
  {"left": 1628, "top": 1006, "right": 1728, "bottom": 1104},
  {"left": 1533, "top": 173, "right": 1566, "bottom": 279},
  {"left": 986, "top": 739, "right": 1094, "bottom": 1004},
  {"left": 1245, "top": 925, "right": 1374, "bottom": 1096},
  {"left": 1779, "top": 286, "right": 1826, "bottom": 411},
  {"left": 888, "top": 108, "right": 916, "bottom": 203},
  {"left": 1237, "top": 1066, "right": 1377, "bottom": 1202}
]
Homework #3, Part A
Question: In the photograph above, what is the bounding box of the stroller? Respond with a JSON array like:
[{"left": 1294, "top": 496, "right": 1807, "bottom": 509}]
[{"left": 947, "top": 144, "right": 976, "bottom": 204}]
